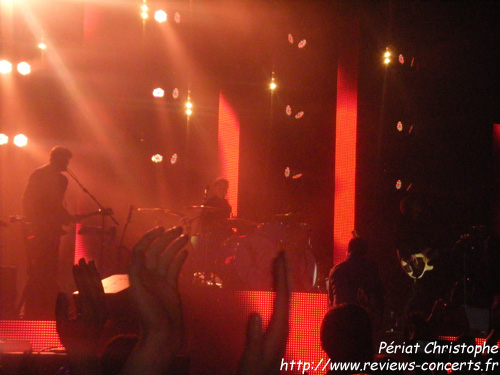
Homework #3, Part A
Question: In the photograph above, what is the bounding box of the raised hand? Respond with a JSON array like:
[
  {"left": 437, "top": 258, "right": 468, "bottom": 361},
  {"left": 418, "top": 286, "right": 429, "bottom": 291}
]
[
  {"left": 56, "top": 258, "right": 107, "bottom": 375},
  {"left": 121, "top": 226, "right": 189, "bottom": 375},
  {"left": 237, "top": 252, "right": 291, "bottom": 375}
]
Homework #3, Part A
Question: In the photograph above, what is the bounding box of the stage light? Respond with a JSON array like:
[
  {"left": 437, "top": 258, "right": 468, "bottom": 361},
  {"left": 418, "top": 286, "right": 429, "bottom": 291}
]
[
  {"left": 292, "top": 173, "right": 303, "bottom": 179},
  {"left": 140, "top": 4, "right": 148, "bottom": 20},
  {"left": 286, "top": 105, "right": 292, "bottom": 116},
  {"left": 172, "top": 88, "right": 179, "bottom": 99},
  {"left": 154, "top": 10, "right": 167, "bottom": 23},
  {"left": 295, "top": 111, "right": 304, "bottom": 119},
  {"left": 288, "top": 34, "right": 294, "bottom": 44},
  {"left": 13, "top": 134, "right": 28, "bottom": 147},
  {"left": 284, "top": 167, "right": 290, "bottom": 178},
  {"left": 397, "top": 121, "right": 403, "bottom": 132},
  {"left": 17, "top": 62, "right": 31, "bottom": 75},
  {"left": 38, "top": 42, "right": 47, "bottom": 50},
  {"left": 0, "top": 60, "right": 12, "bottom": 74},
  {"left": 170, "top": 153, "right": 178, "bottom": 164},
  {"left": 174, "top": 12, "right": 181, "bottom": 23},
  {"left": 186, "top": 92, "right": 192, "bottom": 115},
  {"left": 396, "top": 179, "right": 402, "bottom": 190},
  {"left": 269, "top": 79, "right": 277, "bottom": 90},
  {"left": 0, "top": 134, "right": 8, "bottom": 145},
  {"left": 298, "top": 39, "right": 307, "bottom": 49},
  {"left": 383, "top": 48, "right": 391, "bottom": 65},
  {"left": 153, "top": 88, "right": 164, "bottom": 97},
  {"left": 399, "top": 54, "right": 405, "bottom": 64},
  {"left": 151, "top": 154, "right": 163, "bottom": 163}
]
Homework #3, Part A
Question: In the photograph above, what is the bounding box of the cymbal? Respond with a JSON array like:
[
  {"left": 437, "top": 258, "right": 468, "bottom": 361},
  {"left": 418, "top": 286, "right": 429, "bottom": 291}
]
[
  {"left": 274, "top": 212, "right": 301, "bottom": 218},
  {"left": 274, "top": 212, "right": 303, "bottom": 223},
  {"left": 137, "top": 208, "right": 184, "bottom": 217},
  {"left": 187, "top": 205, "right": 224, "bottom": 212}
]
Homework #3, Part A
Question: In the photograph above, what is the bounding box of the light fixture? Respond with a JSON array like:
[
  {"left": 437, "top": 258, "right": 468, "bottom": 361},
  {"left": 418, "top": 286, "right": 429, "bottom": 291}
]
[
  {"left": 170, "top": 153, "right": 178, "bottom": 164},
  {"left": 153, "top": 88, "right": 164, "bottom": 98},
  {"left": 383, "top": 48, "right": 391, "bottom": 65},
  {"left": 0, "top": 60, "right": 12, "bottom": 74},
  {"left": 0, "top": 134, "right": 8, "bottom": 145},
  {"left": 155, "top": 10, "right": 167, "bottom": 23},
  {"left": 270, "top": 79, "right": 277, "bottom": 90},
  {"left": 141, "top": 3, "right": 148, "bottom": 19},
  {"left": 13, "top": 134, "right": 28, "bottom": 147},
  {"left": 151, "top": 154, "right": 163, "bottom": 163},
  {"left": 17, "top": 62, "right": 31, "bottom": 75}
]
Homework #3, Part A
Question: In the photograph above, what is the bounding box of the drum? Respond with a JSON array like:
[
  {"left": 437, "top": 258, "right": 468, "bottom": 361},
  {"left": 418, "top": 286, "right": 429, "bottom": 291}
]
[
  {"left": 217, "top": 233, "right": 317, "bottom": 291},
  {"left": 257, "top": 221, "right": 311, "bottom": 251}
]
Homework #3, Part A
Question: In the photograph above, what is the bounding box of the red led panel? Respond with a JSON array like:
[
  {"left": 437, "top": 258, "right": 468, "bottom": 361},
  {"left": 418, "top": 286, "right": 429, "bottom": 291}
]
[
  {"left": 0, "top": 320, "right": 62, "bottom": 352},
  {"left": 333, "top": 19, "right": 360, "bottom": 265},
  {"left": 218, "top": 92, "right": 240, "bottom": 217},
  {"left": 237, "top": 291, "right": 328, "bottom": 374},
  {"left": 74, "top": 197, "right": 91, "bottom": 264},
  {"left": 74, "top": 224, "right": 86, "bottom": 264},
  {"left": 493, "top": 124, "right": 500, "bottom": 233}
]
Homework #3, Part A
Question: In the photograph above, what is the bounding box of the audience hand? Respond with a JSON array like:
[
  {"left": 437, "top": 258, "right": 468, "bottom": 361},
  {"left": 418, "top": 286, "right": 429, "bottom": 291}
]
[
  {"left": 121, "top": 226, "right": 189, "bottom": 375},
  {"left": 237, "top": 252, "right": 290, "bottom": 375},
  {"left": 55, "top": 258, "right": 107, "bottom": 375}
]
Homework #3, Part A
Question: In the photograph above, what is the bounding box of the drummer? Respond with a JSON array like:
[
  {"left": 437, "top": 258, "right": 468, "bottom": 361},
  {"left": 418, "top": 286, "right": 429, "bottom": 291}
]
[
  {"left": 203, "top": 178, "right": 231, "bottom": 220},
  {"left": 199, "top": 178, "right": 233, "bottom": 275}
]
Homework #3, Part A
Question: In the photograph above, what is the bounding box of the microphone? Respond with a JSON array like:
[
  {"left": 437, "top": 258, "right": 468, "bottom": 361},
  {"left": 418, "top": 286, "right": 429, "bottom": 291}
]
[{"left": 203, "top": 185, "right": 209, "bottom": 203}]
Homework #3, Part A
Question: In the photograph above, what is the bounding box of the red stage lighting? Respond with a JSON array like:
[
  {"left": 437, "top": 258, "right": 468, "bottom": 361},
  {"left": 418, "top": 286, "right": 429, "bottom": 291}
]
[
  {"left": 151, "top": 154, "right": 163, "bottom": 163},
  {"left": 218, "top": 92, "right": 240, "bottom": 217},
  {"left": 170, "top": 153, "right": 178, "bottom": 164},
  {"left": 298, "top": 39, "right": 307, "bottom": 49}
]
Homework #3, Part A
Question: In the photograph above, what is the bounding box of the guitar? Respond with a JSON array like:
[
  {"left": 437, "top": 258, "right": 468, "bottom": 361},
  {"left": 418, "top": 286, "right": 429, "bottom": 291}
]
[
  {"left": 10, "top": 208, "right": 114, "bottom": 235},
  {"left": 398, "top": 248, "right": 434, "bottom": 280}
]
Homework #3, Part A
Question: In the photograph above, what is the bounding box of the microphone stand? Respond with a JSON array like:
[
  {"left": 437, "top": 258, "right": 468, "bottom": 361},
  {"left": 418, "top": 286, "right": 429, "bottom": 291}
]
[{"left": 66, "top": 168, "right": 119, "bottom": 263}]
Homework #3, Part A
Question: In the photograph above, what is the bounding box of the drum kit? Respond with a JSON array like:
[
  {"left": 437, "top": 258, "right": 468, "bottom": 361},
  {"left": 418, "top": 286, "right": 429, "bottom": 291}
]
[{"left": 134, "top": 205, "right": 317, "bottom": 291}]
